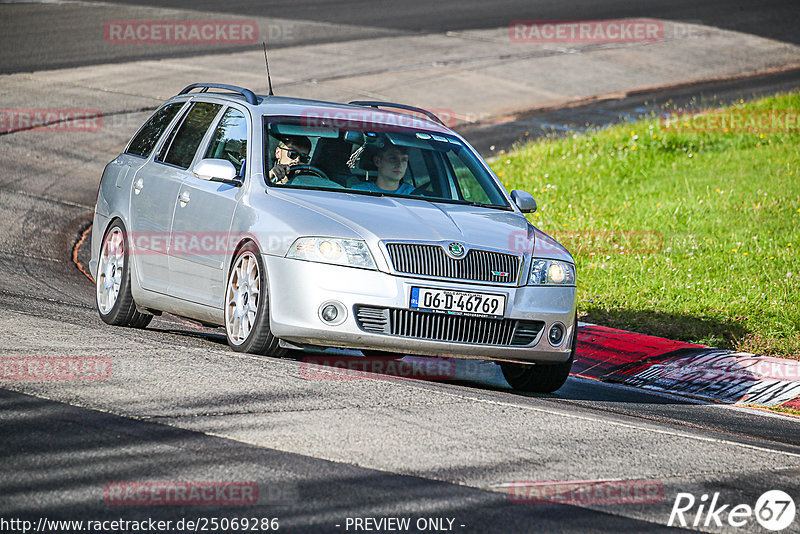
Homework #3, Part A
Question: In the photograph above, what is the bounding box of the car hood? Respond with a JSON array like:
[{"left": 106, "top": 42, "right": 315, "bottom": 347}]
[
  {"left": 264, "top": 189, "right": 574, "bottom": 263},
  {"left": 272, "top": 189, "right": 524, "bottom": 244},
  {"left": 531, "top": 227, "right": 574, "bottom": 263}
]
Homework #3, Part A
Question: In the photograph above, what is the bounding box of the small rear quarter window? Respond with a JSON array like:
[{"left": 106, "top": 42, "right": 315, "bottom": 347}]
[{"left": 125, "top": 102, "right": 183, "bottom": 158}]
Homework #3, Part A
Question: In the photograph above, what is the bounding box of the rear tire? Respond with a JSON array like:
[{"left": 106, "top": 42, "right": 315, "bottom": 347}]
[
  {"left": 96, "top": 220, "right": 153, "bottom": 329},
  {"left": 224, "top": 242, "right": 285, "bottom": 357},
  {"left": 501, "top": 317, "right": 577, "bottom": 393}
]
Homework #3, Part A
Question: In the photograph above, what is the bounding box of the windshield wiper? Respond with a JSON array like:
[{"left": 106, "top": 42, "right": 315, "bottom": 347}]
[
  {"left": 445, "top": 199, "right": 512, "bottom": 210},
  {"left": 348, "top": 190, "right": 386, "bottom": 197}
]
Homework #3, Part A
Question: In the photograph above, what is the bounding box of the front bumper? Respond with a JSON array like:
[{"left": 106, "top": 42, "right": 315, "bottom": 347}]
[{"left": 264, "top": 255, "right": 576, "bottom": 364}]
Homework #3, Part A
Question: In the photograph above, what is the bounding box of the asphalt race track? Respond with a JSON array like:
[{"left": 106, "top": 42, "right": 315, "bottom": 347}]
[
  {"left": 2, "top": 1, "right": 800, "bottom": 533},
  {"left": 2, "top": 0, "right": 799, "bottom": 73}
]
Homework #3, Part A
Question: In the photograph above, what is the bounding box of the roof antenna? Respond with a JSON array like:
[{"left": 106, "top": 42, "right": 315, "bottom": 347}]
[{"left": 262, "top": 42, "right": 274, "bottom": 96}]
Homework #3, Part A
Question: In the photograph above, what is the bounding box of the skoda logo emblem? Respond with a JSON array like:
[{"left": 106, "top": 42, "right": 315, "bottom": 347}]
[{"left": 446, "top": 242, "right": 466, "bottom": 258}]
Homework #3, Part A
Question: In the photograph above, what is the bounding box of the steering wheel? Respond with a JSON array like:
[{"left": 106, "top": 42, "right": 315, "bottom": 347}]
[
  {"left": 410, "top": 183, "right": 434, "bottom": 196},
  {"left": 286, "top": 165, "right": 330, "bottom": 182},
  {"left": 223, "top": 149, "right": 243, "bottom": 167}
]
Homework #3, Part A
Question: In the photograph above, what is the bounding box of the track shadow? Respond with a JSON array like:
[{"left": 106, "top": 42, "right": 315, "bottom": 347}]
[{"left": 0, "top": 389, "right": 681, "bottom": 533}]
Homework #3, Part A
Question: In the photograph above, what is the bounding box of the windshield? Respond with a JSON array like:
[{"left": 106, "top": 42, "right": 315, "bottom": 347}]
[{"left": 263, "top": 117, "right": 511, "bottom": 209}]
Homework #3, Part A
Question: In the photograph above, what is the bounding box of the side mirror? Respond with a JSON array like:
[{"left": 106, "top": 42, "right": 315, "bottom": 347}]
[
  {"left": 510, "top": 190, "right": 537, "bottom": 213},
  {"left": 194, "top": 159, "right": 241, "bottom": 186}
]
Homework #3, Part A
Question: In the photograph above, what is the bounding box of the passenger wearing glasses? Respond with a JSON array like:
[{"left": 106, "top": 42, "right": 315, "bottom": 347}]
[{"left": 269, "top": 135, "right": 311, "bottom": 184}]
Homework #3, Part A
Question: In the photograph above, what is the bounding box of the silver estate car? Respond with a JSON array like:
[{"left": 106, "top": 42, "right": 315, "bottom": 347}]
[{"left": 91, "top": 83, "right": 577, "bottom": 392}]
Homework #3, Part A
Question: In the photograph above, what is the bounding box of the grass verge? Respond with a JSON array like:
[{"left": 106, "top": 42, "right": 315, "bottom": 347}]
[
  {"left": 766, "top": 404, "right": 800, "bottom": 417},
  {"left": 491, "top": 92, "right": 800, "bottom": 358}
]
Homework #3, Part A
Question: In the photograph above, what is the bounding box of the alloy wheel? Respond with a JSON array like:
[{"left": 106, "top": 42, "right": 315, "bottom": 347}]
[
  {"left": 96, "top": 227, "right": 124, "bottom": 314},
  {"left": 225, "top": 252, "right": 261, "bottom": 344}
]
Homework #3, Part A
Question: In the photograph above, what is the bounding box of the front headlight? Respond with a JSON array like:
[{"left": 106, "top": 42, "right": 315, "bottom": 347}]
[
  {"left": 528, "top": 259, "right": 576, "bottom": 286},
  {"left": 287, "top": 237, "right": 377, "bottom": 270}
]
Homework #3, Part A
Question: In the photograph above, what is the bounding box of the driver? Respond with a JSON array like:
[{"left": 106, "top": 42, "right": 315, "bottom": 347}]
[
  {"left": 352, "top": 144, "right": 414, "bottom": 195},
  {"left": 269, "top": 135, "right": 311, "bottom": 184}
]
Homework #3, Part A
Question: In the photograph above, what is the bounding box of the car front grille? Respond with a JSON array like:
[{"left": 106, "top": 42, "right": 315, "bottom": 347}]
[
  {"left": 385, "top": 243, "right": 520, "bottom": 284},
  {"left": 354, "top": 305, "right": 544, "bottom": 346}
]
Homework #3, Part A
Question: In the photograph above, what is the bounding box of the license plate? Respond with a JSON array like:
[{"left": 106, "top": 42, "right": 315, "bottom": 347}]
[{"left": 410, "top": 287, "right": 506, "bottom": 318}]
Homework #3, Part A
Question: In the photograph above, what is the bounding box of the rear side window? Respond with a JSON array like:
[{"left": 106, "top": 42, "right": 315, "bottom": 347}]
[
  {"left": 125, "top": 103, "right": 183, "bottom": 158},
  {"left": 160, "top": 102, "right": 222, "bottom": 169}
]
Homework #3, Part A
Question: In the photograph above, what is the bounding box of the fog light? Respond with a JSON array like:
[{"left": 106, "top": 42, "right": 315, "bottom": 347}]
[
  {"left": 321, "top": 305, "right": 338, "bottom": 322},
  {"left": 548, "top": 323, "right": 565, "bottom": 346},
  {"left": 318, "top": 301, "right": 346, "bottom": 326}
]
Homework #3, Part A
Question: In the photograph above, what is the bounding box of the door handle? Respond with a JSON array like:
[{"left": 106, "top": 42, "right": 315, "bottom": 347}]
[
  {"left": 178, "top": 191, "right": 191, "bottom": 205},
  {"left": 133, "top": 178, "right": 144, "bottom": 194}
]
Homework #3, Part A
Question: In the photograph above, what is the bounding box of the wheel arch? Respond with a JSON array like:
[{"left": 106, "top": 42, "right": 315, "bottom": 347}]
[
  {"left": 227, "top": 236, "right": 261, "bottom": 277},
  {"left": 225, "top": 236, "right": 275, "bottom": 319},
  {"left": 91, "top": 213, "right": 125, "bottom": 275}
]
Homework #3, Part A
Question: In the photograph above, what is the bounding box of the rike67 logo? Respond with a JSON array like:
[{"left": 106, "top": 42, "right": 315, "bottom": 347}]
[{"left": 669, "top": 490, "right": 796, "bottom": 531}]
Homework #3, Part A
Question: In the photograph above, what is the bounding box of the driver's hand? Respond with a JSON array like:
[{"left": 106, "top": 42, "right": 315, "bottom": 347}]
[{"left": 269, "top": 163, "right": 291, "bottom": 184}]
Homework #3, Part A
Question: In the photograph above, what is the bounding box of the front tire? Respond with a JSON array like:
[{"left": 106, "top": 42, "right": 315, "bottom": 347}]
[
  {"left": 96, "top": 220, "right": 152, "bottom": 328},
  {"left": 224, "top": 242, "right": 285, "bottom": 356},
  {"left": 500, "top": 318, "right": 577, "bottom": 393}
]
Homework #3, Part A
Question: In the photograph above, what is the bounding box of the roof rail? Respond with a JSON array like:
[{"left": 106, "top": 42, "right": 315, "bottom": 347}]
[
  {"left": 179, "top": 83, "right": 259, "bottom": 105},
  {"left": 348, "top": 100, "right": 445, "bottom": 126}
]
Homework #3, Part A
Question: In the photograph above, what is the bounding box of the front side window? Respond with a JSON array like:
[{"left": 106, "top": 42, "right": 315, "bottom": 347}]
[
  {"left": 204, "top": 108, "right": 248, "bottom": 176},
  {"left": 125, "top": 102, "right": 183, "bottom": 158},
  {"left": 263, "top": 118, "right": 510, "bottom": 209},
  {"left": 445, "top": 151, "right": 492, "bottom": 205},
  {"left": 159, "top": 102, "right": 222, "bottom": 169}
]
